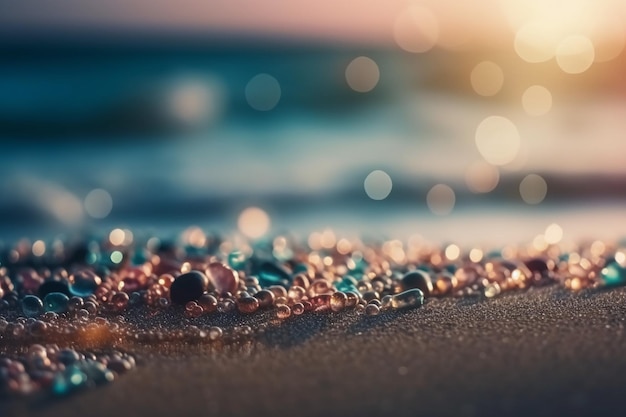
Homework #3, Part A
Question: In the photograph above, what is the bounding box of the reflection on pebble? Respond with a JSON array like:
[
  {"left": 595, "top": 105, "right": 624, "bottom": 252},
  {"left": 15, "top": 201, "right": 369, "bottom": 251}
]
[
  {"left": 345, "top": 56, "right": 380, "bottom": 93},
  {"left": 519, "top": 174, "right": 547, "bottom": 205},
  {"left": 427, "top": 184, "right": 455, "bottom": 216},
  {"left": 84, "top": 189, "right": 113, "bottom": 219},
  {"left": 470, "top": 61, "right": 504, "bottom": 97},
  {"left": 522, "top": 85, "right": 552, "bottom": 116},
  {"left": 364, "top": 170, "right": 392, "bottom": 200},
  {"left": 245, "top": 74, "right": 281, "bottom": 111}
]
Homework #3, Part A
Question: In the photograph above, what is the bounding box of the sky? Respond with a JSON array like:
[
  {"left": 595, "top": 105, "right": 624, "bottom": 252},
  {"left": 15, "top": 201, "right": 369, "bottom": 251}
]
[{"left": 2, "top": 0, "right": 625, "bottom": 49}]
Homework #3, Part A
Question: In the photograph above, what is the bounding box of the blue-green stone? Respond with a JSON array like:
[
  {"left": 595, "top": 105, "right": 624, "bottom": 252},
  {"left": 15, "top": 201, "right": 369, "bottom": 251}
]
[
  {"left": 69, "top": 272, "right": 99, "bottom": 297},
  {"left": 228, "top": 250, "right": 247, "bottom": 269},
  {"left": 292, "top": 263, "right": 310, "bottom": 274},
  {"left": 81, "top": 360, "right": 115, "bottom": 385},
  {"left": 38, "top": 280, "right": 70, "bottom": 298},
  {"left": 391, "top": 289, "right": 425, "bottom": 310},
  {"left": 43, "top": 292, "right": 70, "bottom": 313},
  {"left": 21, "top": 295, "right": 44, "bottom": 318},
  {"left": 257, "top": 262, "right": 291, "bottom": 287},
  {"left": 602, "top": 262, "right": 626, "bottom": 287},
  {"left": 52, "top": 365, "right": 88, "bottom": 396},
  {"left": 336, "top": 275, "right": 359, "bottom": 292},
  {"left": 131, "top": 249, "right": 149, "bottom": 265}
]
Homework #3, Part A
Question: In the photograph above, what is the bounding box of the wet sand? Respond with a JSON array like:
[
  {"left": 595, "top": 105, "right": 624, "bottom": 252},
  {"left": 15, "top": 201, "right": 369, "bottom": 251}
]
[{"left": 3, "top": 286, "right": 626, "bottom": 417}]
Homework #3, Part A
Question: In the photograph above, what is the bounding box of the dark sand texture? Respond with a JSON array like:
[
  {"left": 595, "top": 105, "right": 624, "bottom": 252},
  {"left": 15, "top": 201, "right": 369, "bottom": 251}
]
[{"left": 3, "top": 286, "right": 626, "bottom": 417}]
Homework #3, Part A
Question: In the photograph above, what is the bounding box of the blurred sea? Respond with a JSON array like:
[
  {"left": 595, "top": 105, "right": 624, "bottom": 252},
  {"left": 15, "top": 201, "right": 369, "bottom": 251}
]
[{"left": 1, "top": 37, "right": 625, "bottom": 245}]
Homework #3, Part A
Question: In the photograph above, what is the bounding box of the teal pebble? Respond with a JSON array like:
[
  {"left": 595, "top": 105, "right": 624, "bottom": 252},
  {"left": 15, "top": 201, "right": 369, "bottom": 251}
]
[
  {"left": 43, "top": 292, "right": 70, "bottom": 313},
  {"left": 257, "top": 262, "right": 291, "bottom": 287},
  {"left": 602, "top": 262, "right": 626, "bottom": 286},
  {"left": 21, "top": 295, "right": 44, "bottom": 318},
  {"left": 52, "top": 365, "right": 88, "bottom": 396},
  {"left": 228, "top": 250, "right": 247, "bottom": 269},
  {"left": 335, "top": 275, "right": 359, "bottom": 292}
]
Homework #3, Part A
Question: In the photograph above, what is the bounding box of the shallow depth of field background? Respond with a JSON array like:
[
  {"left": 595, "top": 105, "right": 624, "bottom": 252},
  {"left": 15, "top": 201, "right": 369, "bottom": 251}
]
[{"left": 1, "top": 0, "right": 625, "bottom": 249}]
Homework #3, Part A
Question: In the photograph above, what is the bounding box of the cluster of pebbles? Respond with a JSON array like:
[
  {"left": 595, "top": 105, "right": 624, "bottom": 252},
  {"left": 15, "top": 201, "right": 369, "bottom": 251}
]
[{"left": 1, "top": 230, "right": 625, "bottom": 398}]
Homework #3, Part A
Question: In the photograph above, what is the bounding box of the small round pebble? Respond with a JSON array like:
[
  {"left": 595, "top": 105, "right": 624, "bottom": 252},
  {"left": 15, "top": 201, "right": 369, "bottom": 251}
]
[
  {"left": 401, "top": 270, "right": 433, "bottom": 297},
  {"left": 21, "top": 295, "right": 44, "bottom": 318},
  {"left": 43, "top": 292, "right": 70, "bottom": 313},
  {"left": 169, "top": 271, "right": 208, "bottom": 305}
]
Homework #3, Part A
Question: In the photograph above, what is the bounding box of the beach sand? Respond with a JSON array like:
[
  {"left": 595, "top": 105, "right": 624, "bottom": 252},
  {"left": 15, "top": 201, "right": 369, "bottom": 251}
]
[{"left": 3, "top": 285, "right": 626, "bottom": 417}]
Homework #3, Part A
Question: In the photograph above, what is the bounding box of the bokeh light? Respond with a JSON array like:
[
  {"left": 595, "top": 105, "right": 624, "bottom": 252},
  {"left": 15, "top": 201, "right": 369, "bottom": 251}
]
[
  {"left": 427, "top": 184, "right": 455, "bottom": 216},
  {"left": 364, "top": 170, "right": 392, "bottom": 200},
  {"left": 556, "top": 35, "right": 595, "bottom": 74},
  {"left": 522, "top": 85, "right": 552, "bottom": 116},
  {"left": 245, "top": 73, "right": 281, "bottom": 111},
  {"left": 465, "top": 161, "right": 500, "bottom": 193},
  {"left": 514, "top": 22, "right": 558, "bottom": 63},
  {"left": 445, "top": 244, "right": 460, "bottom": 261},
  {"left": 345, "top": 56, "right": 380, "bottom": 93},
  {"left": 168, "top": 79, "right": 221, "bottom": 125},
  {"left": 475, "top": 116, "right": 521, "bottom": 166},
  {"left": 109, "top": 228, "right": 125, "bottom": 246},
  {"left": 470, "top": 61, "right": 504, "bottom": 97},
  {"left": 238, "top": 207, "right": 270, "bottom": 239},
  {"left": 394, "top": 6, "right": 439, "bottom": 53},
  {"left": 519, "top": 174, "right": 548, "bottom": 204},
  {"left": 544, "top": 223, "right": 563, "bottom": 244},
  {"left": 84, "top": 189, "right": 113, "bottom": 219},
  {"left": 110, "top": 250, "right": 123, "bottom": 264},
  {"left": 32, "top": 240, "right": 45, "bottom": 257}
]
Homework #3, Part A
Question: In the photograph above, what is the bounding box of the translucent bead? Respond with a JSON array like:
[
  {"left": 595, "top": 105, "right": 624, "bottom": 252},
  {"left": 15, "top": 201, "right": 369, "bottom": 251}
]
[
  {"left": 237, "top": 297, "right": 259, "bottom": 314},
  {"left": 330, "top": 292, "right": 347, "bottom": 312},
  {"left": 365, "top": 304, "right": 380, "bottom": 316},
  {"left": 217, "top": 298, "right": 235, "bottom": 313},
  {"left": 292, "top": 302, "right": 305, "bottom": 315},
  {"left": 69, "top": 270, "right": 101, "bottom": 297},
  {"left": 110, "top": 292, "right": 129, "bottom": 312},
  {"left": 43, "top": 292, "right": 69, "bottom": 313},
  {"left": 198, "top": 294, "right": 218, "bottom": 313},
  {"left": 310, "top": 279, "right": 331, "bottom": 296},
  {"left": 362, "top": 291, "right": 379, "bottom": 303},
  {"left": 310, "top": 294, "right": 331, "bottom": 312},
  {"left": 287, "top": 286, "right": 306, "bottom": 302},
  {"left": 206, "top": 262, "right": 239, "bottom": 294},
  {"left": 21, "top": 295, "right": 44, "bottom": 318},
  {"left": 345, "top": 291, "right": 359, "bottom": 308},
  {"left": 208, "top": 326, "right": 223, "bottom": 341},
  {"left": 276, "top": 304, "right": 291, "bottom": 319},
  {"left": 390, "top": 289, "right": 424, "bottom": 310}
]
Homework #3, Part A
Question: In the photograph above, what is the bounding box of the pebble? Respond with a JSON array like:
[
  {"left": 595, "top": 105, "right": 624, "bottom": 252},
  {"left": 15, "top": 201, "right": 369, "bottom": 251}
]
[{"left": 169, "top": 271, "right": 208, "bottom": 305}]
